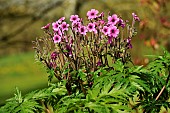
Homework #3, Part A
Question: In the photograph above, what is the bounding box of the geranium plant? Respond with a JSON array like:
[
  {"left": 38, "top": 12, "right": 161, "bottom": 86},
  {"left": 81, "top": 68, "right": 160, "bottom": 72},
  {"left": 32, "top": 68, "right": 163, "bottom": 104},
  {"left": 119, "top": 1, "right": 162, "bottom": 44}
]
[
  {"left": 0, "top": 9, "right": 169, "bottom": 113},
  {"left": 33, "top": 9, "right": 139, "bottom": 95}
]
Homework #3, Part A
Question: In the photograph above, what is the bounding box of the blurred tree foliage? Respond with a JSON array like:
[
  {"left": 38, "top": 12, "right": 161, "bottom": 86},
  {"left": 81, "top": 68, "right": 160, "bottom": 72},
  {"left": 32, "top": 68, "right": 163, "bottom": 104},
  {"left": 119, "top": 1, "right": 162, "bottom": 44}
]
[{"left": 0, "top": 0, "right": 169, "bottom": 59}]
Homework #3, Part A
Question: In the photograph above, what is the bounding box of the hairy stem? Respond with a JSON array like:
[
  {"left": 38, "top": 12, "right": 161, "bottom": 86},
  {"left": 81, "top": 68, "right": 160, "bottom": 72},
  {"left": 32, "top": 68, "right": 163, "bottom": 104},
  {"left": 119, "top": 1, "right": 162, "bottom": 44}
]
[
  {"left": 155, "top": 86, "right": 166, "bottom": 101},
  {"left": 155, "top": 67, "right": 170, "bottom": 100}
]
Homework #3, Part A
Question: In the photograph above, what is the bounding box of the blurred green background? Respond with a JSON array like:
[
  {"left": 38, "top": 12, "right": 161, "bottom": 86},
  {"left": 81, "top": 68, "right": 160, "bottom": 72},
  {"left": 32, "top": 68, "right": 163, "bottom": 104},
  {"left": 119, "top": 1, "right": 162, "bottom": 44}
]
[{"left": 0, "top": 0, "right": 170, "bottom": 106}]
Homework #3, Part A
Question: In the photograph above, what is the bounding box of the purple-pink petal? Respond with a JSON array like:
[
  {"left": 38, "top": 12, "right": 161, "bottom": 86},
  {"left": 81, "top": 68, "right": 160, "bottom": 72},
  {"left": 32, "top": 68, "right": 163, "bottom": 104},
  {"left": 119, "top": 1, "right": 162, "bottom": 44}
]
[
  {"left": 41, "top": 23, "right": 50, "bottom": 30},
  {"left": 97, "top": 61, "right": 102, "bottom": 66},
  {"left": 79, "top": 25, "right": 87, "bottom": 35},
  {"left": 87, "top": 23, "right": 96, "bottom": 32},
  {"left": 57, "top": 17, "right": 65, "bottom": 23},
  {"left": 98, "top": 12, "right": 104, "bottom": 18},
  {"left": 52, "top": 22, "right": 59, "bottom": 31},
  {"left": 108, "top": 26, "right": 119, "bottom": 38},
  {"left": 87, "top": 9, "right": 99, "bottom": 20},
  {"left": 53, "top": 34, "right": 61, "bottom": 43},
  {"left": 118, "top": 19, "right": 126, "bottom": 28},
  {"left": 102, "top": 26, "right": 109, "bottom": 35},
  {"left": 51, "top": 51, "right": 58, "bottom": 60},
  {"left": 99, "top": 20, "right": 105, "bottom": 25},
  {"left": 108, "top": 36, "right": 113, "bottom": 44},
  {"left": 132, "top": 13, "right": 140, "bottom": 21},
  {"left": 54, "top": 29, "right": 62, "bottom": 36},
  {"left": 66, "top": 45, "right": 72, "bottom": 56},
  {"left": 108, "top": 14, "right": 119, "bottom": 25},
  {"left": 70, "top": 15, "right": 80, "bottom": 23},
  {"left": 61, "top": 22, "right": 69, "bottom": 31}
]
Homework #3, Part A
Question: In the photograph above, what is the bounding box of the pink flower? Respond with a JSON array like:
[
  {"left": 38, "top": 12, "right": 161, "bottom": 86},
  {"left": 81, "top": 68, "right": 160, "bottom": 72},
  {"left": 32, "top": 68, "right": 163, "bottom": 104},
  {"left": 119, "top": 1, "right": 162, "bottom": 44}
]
[
  {"left": 65, "top": 45, "right": 72, "bottom": 56},
  {"left": 102, "top": 26, "right": 109, "bottom": 35},
  {"left": 97, "top": 60, "right": 102, "bottom": 66},
  {"left": 50, "top": 62, "right": 57, "bottom": 69},
  {"left": 54, "top": 29, "right": 62, "bottom": 36},
  {"left": 87, "top": 23, "right": 97, "bottom": 33},
  {"left": 98, "top": 12, "right": 104, "bottom": 19},
  {"left": 108, "top": 26, "right": 119, "bottom": 38},
  {"left": 79, "top": 25, "right": 87, "bottom": 35},
  {"left": 51, "top": 51, "right": 58, "bottom": 60},
  {"left": 72, "top": 22, "right": 81, "bottom": 33},
  {"left": 70, "top": 15, "right": 80, "bottom": 23},
  {"left": 72, "top": 21, "right": 81, "bottom": 28},
  {"left": 126, "top": 38, "right": 131, "bottom": 43},
  {"left": 99, "top": 20, "right": 105, "bottom": 25},
  {"left": 108, "top": 36, "right": 113, "bottom": 44},
  {"left": 57, "top": 17, "right": 65, "bottom": 23},
  {"left": 118, "top": 19, "right": 125, "bottom": 28},
  {"left": 60, "top": 22, "right": 69, "bottom": 31},
  {"left": 132, "top": 13, "right": 140, "bottom": 21},
  {"left": 126, "top": 38, "right": 132, "bottom": 48},
  {"left": 63, "top": 36, "right": 68, "bottom": 42},
  {"left": 53, "top": 34, "right": 61, "bottom": 43},
  {"left": 108, "top": 14, "right": 119, "bottom": 25},
  {"left": 52, "top": 22, "right": 59, "bottom": 31},
  {"left": 87, "top": 9, "right": 99, "bottom": 20},
  {"left": 41, "top": 23, "right": 50, "bottom": 30}
]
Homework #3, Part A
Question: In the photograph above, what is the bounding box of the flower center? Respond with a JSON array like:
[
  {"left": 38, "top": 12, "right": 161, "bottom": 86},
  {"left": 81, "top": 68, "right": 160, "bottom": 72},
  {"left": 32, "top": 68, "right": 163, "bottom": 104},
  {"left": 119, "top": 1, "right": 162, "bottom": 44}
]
[
  {"left": 89, "top": 25, "right": 93, "bottom": 29},
  {"left": 91, "top": 12, "right": 95, "bottom": 16},
  {"left": 111, "top": 29, "right": 115, "bottom": 33},
  {"left": 81, "top": 28, "right": 84, "bottom": 32},
  {"left": 55, "top": 24, "right": 58, "bottom": 28},
  {"left": 55, "top": 37, "right": 59, "bottom": 40},
  {"left": 63, "top": 25, "right": 66, "bottom": 28},
  {"left": 104, "top": 29, "right": 107, "bottom": 32},
  {"left": 73, "top": 17, "right": 76, "bottom": 20},
  {"left": 111, "top": 18, "right": 115, "bottom": 22}
]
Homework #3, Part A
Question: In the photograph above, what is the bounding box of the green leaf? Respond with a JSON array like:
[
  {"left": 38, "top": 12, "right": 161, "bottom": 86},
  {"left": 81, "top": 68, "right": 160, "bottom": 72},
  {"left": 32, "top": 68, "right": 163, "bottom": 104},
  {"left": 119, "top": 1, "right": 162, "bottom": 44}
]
[
  {"left": 77, "top": 69, "right": 87, "bottom": 81},
  {"left": 47, "top": 68, "right": 55, "bottom": 83},
  {"left": 112, "top": 60, "right": 124, "bottom": 72},
  {"left": 62, "top": 68, "right": 70, "bottom": 75},
  {"left": 14, "top": 87, "right": 23, "bottom": 104}
]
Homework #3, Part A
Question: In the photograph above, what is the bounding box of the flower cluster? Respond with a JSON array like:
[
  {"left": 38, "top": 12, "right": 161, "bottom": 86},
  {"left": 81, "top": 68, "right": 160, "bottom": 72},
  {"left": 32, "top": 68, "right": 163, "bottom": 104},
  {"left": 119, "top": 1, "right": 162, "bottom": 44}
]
[
  {"left": 41, "top": 9, "right": 135, "bottom": 46},
  {"left": 35, "top": 9, "right": 139, "bottom": 94}
]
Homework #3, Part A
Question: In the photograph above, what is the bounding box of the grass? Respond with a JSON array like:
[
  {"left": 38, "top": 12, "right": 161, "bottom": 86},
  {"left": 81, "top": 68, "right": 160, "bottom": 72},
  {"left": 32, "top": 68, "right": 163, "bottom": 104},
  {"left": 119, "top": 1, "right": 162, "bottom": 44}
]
[{"left": 0, "top": 52, "right": 48, "bottom": 105}]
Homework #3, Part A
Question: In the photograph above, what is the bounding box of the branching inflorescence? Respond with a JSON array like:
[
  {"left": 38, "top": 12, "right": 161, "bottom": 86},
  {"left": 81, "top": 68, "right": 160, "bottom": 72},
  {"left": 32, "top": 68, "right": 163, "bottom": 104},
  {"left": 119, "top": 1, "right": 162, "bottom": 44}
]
[{"left": 33, "top": 9, "right": 140, "bottom": 95}]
